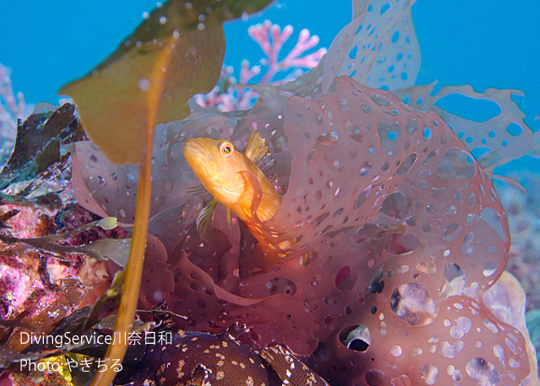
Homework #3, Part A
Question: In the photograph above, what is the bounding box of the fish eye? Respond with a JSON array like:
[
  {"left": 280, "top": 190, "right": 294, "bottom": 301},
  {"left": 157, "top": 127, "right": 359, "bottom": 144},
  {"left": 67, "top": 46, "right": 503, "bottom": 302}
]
[{"left": 219, "top": 141, "right": 234, "bottom": 157}]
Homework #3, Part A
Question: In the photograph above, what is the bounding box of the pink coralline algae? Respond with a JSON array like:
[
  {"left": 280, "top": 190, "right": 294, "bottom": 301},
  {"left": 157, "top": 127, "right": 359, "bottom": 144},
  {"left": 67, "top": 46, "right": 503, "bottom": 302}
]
[
  {"left": 247, "top": 20, "right": 327, "bottom": 83},
  {"left": 192, "top": 20, "right": 326, "bottom": 111},
  {"left": 70, "top": 0, "right": 539, "bottom": 385}
]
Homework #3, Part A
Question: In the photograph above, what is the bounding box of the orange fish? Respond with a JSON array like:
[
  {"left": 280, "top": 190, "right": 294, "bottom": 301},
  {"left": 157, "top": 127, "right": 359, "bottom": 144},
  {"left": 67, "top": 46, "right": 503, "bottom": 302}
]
[{"left": 184, "top": 131, "right": 281, "bottom": 236}]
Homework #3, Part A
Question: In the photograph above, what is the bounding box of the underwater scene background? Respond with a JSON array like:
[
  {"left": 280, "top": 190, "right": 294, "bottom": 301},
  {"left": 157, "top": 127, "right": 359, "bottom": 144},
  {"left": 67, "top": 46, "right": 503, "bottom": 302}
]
[{"left": 1, "top": 0, "right": 540, "bottom": 385}]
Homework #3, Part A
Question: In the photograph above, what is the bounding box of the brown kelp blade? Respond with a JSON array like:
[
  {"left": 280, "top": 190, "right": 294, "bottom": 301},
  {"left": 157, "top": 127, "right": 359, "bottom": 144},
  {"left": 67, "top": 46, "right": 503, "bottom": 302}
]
[
  {"left": 59, "top": 27, "right": 224, "bottom": 165},
  {"left": 59, "top": 0, "right": 273, "bottom": 165}
]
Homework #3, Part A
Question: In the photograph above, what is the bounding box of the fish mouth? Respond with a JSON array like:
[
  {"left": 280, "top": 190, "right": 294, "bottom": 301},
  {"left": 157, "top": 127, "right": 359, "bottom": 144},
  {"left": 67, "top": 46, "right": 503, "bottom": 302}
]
[{"left": 184, "top": 138, "right": 208, "bottom": 159}]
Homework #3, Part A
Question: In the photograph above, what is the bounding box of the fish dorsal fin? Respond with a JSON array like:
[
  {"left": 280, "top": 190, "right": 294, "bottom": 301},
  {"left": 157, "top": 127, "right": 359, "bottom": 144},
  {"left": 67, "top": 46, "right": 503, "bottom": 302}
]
[{"left": 244, "top": 131, "right": 268, "bottom": 163}]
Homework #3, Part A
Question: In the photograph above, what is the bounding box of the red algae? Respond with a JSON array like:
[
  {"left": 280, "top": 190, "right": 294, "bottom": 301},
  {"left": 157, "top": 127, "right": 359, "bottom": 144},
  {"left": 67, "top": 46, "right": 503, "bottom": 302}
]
[{"left": 72, "top": 74, "right": 537, "bottom": 385}]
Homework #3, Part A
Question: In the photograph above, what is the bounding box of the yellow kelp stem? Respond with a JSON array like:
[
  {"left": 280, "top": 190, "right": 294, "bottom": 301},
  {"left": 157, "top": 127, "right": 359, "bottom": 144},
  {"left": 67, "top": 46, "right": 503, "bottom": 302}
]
[{"left": 89, "top": 35, "right": 178, "bottom": 386}]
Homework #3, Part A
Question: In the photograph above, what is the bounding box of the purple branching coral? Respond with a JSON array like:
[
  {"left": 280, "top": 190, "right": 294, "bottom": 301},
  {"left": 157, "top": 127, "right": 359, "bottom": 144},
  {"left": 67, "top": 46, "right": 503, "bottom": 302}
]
[
  {"left": 192, "top": 20, "right": 327, "bottom": 111},
  {"left": 0, "top": 63, "right": 31, "bottom": 139}
]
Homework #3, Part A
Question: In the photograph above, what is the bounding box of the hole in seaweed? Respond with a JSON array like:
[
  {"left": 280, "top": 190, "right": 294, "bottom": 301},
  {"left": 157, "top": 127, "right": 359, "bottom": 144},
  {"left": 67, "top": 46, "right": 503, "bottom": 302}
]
[
  {"left": 346, "top": 121, "right": 364, "bottom": 143},
  {"left": 397, "top": 153, "right": 417, "bottom": 175},
  {"left": 300, "top": 251, "right": 318, "bottom": 266},
  {"left": 368, "top": 269, "right": 385, "bottom": 294},
  {"left": 339, "top": 325, "right": 371, "bottom": 352},
  {"left": 443, "top": 223, "right": 461, "bottom": 242},
  {"left": 465, "top": 357, "right": 500, "bottom": 385},
  {"left": 313, "top": 211, "right": 329, "bottom": 227},
  {"left": 443, "top": 263, "right": 466, "bottom": 296},
  {"left": 444, "top": 263, "right": 465, "bottom": 282},
  {"left": 482, "top": 262, "right": 497, "bottom": 277},
  {"left": 420, "top": 364, "right": 439, "bottom": 385},
  {"left": 312, "top": 342, "right": 328, "bottom": 360},
  {"left": 360, "top": 161, "right": 372, "bottom": 176},
  {"left": 407, "top": 119, "right": 419, "bottom": 134},
  {"left": 380, "top": 192, "right": 409, "bottom": 219},
  {"left": 354, "top": 186, "right": 371, "bottom": 209},
  {"left": 390, "top": 283, "right": 437, "bottom": 326},
  {"left": 335, "top": 266, "right": 357, "bottom": 292},
  {"left": 385, "top": 233, "right": 420, "bottom": 255},
  {"left": 349, "top": 45, "right": 358, "bottom": 60},
  {"left": 480, "top": 207, "right": 506, "bottom": 241},
  {"left": 267, "top": 277, "right": 297, "bottom": 295},
  {"left": 437, "top": 148, "right": 475, "bottom": 179},
  {"left": 423, "top": 126, "right": 432, "bottom": 141},
  {"left": 365, "top": 369, "right": 386, "bottom": 385},
  {"left": 379, "top": 122, "right": 401, "bottom": 153}
]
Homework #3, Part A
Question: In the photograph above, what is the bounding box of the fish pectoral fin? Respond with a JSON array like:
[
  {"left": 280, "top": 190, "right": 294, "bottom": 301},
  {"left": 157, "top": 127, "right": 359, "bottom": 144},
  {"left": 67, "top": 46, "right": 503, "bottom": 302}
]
[
  {"left": 196, "top": 199, "right": 218, "bottom": 238},
  {"left": 238, "top": 170, "right": 263, "bottom": 220},
  {"left": 226, "top": 207, "right": 232, "bottom": 227},
  {"left": 256, "top": 191, "right": 282, "bottom": 221},
  {"left": 239, "top": 170, "right": 281, "bottom": 222},
  {"left": 245, "top": 130, "right": 268, "bottom": 163}
]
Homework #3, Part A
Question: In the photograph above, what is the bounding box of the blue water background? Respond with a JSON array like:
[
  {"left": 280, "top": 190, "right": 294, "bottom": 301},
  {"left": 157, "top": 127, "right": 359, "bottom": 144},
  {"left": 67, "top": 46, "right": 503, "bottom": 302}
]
[{"left": 1, "top": 0, "right": 539, "bottom": 172}]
